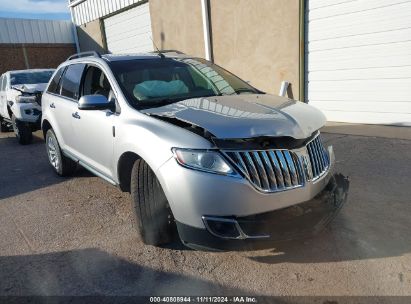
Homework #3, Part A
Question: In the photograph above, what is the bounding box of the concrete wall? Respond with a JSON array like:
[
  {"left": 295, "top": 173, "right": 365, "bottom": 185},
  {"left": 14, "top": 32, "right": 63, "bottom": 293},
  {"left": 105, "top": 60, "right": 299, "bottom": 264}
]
[
  {"left": 77, "top": 19, "right": 106, "bottom": 53},
  {"left": 209, "top": 0, "right": 300, "bottom": 98},
  {"left": 149, "top": 0, "right": 301, "bottom": 98},
  {"left": 150, "top": 0, "right": 205, "bottom": 58},
  {"left": 74, "top": 0, "right": 301, "bottom": 98},
  {"left": 0, "top": 44, "right": 76, "bottom": 75}
]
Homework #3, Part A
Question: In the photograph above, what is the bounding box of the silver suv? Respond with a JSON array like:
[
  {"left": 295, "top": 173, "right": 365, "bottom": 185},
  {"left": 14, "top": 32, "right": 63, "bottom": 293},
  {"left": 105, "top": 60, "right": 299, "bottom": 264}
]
[{"left": 42, "top": 51, "right": 349, "bottom": 250}]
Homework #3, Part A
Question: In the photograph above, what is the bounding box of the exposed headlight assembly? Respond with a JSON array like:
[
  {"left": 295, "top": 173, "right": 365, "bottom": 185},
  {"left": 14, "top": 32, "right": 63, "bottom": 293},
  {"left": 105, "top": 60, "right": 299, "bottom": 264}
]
[
  {"left": 16, "top": 95, "right": 37, "bottom": 103},
  {"left": 172, "top": 148, "right": 237, "bottom": 176}
]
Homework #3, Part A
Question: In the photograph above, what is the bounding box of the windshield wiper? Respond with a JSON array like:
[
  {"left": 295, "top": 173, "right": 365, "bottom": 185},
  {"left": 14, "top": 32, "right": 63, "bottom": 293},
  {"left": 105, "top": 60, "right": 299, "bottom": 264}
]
[
  {"left": 137, "top": 92, "right": 224, "bottom": 109},
  {"left": 137, "top": 98, "right": 182, "bottom": 109},
  {"left": 233, "top": 88, "right": 259, "bottom": 94}
]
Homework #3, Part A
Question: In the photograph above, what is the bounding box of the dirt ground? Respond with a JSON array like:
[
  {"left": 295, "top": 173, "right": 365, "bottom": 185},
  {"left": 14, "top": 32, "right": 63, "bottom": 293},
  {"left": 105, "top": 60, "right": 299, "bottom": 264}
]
[{"left": 1, "top": 126, "right": 411, "bottom": 297}]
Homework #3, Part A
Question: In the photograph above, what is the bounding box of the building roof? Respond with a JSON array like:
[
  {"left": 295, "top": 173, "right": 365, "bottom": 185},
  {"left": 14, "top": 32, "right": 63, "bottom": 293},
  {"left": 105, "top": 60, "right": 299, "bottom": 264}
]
[{"left": 0, "top": 18, "right": 75, "bottom": 44}]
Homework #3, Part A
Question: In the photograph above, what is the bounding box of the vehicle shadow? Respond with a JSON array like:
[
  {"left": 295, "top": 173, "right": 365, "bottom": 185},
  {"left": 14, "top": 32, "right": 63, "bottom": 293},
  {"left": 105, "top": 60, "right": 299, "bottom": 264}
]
[
  {"left": 0, "top": 132, "right": 98, "bottom": 200},
  {"left": 246, "top": 215, "right": 411, "bottom": 265},
  {"left": 0, "top": 248, "right": 247, "bottom": 296},
  {"left": 0, "top": 133, "right": 66, "bottom": 200},
  {"left": 248, "top": 130, "right": 411, "bottom": 264}
]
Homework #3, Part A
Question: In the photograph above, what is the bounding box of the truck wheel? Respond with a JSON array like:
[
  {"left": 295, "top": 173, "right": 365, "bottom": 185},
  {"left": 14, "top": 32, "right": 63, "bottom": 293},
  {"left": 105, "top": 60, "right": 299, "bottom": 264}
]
[
  {"left": 45, "top": 129, "right": 77, "bottom": 176},
  {"left": 0, "top": 118, "right": 9, "bottom": 132},
  {"left": 12, "top": 114, "right": 32, "bottom": 145},
  {"left": 130, "top": 159, "right": 175, "bottom": 246}
]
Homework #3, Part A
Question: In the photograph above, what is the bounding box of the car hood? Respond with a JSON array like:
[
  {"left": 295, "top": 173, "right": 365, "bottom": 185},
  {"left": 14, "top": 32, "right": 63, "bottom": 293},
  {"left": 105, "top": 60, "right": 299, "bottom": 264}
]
[
  {"left": 141, "top": 94, "right": 327, "bottom": 139},
  {"left": 12, "top": 83, "right": 48, "bottom": 93}
]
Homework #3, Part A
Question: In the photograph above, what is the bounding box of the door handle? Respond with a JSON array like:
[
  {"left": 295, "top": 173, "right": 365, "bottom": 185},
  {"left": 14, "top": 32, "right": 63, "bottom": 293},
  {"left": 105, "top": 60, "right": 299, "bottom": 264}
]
[
  {"left": 72, "top": 112, "right": 81, "bottom": 119},
  {"left": 50, "top": 103, "right": 55, "bottom": 108}
]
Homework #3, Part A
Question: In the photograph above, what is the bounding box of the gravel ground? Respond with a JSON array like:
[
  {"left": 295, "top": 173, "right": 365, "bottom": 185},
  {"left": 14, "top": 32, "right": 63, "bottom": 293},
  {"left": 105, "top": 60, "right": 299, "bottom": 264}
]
[{"left": 0, "top": 127, "right": 411, "bottom": 297}]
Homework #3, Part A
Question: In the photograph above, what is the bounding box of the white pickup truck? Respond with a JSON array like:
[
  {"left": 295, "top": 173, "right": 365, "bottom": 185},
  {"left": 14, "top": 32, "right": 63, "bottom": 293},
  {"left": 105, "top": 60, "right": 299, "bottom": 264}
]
[{"left": 0, "top": 69, "right": 54, "bottom": 144}]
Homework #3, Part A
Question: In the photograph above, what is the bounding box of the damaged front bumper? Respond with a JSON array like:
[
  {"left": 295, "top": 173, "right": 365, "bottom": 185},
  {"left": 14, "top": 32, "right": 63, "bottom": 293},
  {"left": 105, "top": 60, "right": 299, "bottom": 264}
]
[
  {"left": 177, "top": 174, "right": 349, "bottom": 251},
  {"left": 11, "top": 102, "right": 42, "bottom": 126}
]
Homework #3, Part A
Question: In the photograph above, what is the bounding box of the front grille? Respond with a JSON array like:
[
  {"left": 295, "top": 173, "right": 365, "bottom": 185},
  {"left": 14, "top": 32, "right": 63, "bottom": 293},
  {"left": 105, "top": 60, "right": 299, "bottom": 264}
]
[
  {"left": 224, "top": 150, "right": 305, "bottom": 192},
  {"left": 306, "top": 135, "right": 330, "bottom": 180},
  {"left": 223, "top": 134, "right": 330, "bottom": 193}
]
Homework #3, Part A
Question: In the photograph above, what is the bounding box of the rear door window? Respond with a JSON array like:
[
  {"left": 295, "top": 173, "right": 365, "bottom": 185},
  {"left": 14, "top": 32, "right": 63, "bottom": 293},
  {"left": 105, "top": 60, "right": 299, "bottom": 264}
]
[{"left": 60, "top": 64, "right": 86, "bottom": 100}]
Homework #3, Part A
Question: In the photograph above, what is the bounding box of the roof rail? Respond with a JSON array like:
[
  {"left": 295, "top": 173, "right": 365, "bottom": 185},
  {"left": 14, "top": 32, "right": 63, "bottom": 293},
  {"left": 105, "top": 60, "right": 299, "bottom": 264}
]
[{"left": 67, "top": 51, "right": 101, "bottom": 61}]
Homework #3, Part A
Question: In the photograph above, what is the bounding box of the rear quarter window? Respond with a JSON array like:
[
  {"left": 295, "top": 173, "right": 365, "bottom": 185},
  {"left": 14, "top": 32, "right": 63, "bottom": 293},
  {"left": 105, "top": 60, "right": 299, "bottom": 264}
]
[{"left": 47, "top": 68, "right": 65, "bottom": 94}]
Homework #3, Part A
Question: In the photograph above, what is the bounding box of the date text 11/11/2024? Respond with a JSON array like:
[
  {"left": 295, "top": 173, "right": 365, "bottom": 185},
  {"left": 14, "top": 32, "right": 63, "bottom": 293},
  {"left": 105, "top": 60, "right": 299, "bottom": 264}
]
[{"left": 149, "top": 296, "right": 258, "bottom": 303}]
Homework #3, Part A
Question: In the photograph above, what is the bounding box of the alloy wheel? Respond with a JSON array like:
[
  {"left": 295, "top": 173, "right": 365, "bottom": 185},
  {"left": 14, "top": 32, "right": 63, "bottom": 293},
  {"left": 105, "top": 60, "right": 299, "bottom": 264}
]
[{"left": 47, "top": 136, "right": 59, "bottom": 170}]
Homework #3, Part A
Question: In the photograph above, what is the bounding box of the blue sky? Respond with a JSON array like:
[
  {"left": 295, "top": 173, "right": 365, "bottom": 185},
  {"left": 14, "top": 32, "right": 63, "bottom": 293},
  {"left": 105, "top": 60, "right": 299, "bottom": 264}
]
[{"left": 0, "top": 0, "right": 70, "bottom": 20}]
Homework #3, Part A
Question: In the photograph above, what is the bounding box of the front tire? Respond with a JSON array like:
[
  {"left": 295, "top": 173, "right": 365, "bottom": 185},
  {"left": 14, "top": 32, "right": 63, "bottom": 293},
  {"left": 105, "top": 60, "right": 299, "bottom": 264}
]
[
  {"left": 130, "top": 159, "right": 175, "bottom": 246},
  {"left": 45, "top": 129, "right": 77, "bottom": 176},
  {"left": 12, "top": 114, "right": 32, "bottom": 144},
  {"left": 0, "top": 117, "right": 10, "bottom": 132}
]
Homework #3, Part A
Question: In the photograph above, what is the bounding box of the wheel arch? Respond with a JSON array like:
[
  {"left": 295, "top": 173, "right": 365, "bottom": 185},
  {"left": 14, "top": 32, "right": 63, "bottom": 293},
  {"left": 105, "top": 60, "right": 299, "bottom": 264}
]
[
  {"left": 117, "top": 151, "right": 141, "bottom": 192},
  {"left": 41, "top": 119, "right": 52, "bottom": 140}
]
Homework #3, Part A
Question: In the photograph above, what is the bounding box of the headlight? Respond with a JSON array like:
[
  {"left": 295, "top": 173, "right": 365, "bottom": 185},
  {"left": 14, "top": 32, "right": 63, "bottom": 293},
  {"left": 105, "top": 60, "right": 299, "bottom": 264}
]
[
  {"left": 16, "top": 95, "right": 37, "bottom": 103},
  {"left": 172, "top": 148, "right": 236, "bottom": 176}
]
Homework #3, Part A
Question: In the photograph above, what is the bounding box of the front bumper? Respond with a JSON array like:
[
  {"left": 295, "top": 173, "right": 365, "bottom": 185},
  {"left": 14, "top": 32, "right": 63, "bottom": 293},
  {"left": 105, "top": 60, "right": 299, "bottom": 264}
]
[
  {"left": 176, "top": 173, "right": 349, "bottom": 251},
  {"left": 11, "top": 102, "right": 42, "bottom": 124},
  {"left": 157, "top": 146, "right": 336, "bottom": 229}
]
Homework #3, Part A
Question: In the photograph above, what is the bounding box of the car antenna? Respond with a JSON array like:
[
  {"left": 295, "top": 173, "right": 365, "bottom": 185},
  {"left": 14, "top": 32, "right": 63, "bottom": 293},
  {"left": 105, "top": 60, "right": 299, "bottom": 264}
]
[{"left": 150, "top": 37, "right": 165, "bottom": 59}]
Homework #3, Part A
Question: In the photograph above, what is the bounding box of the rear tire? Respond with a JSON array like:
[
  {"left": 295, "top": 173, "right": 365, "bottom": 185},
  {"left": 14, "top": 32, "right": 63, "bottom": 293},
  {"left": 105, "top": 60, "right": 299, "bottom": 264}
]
[
  {"left": 130, "top": 159, "right": 175, "bottom": 246},
  {"left": 0, "top": 117, "right": 10, "bottom": 132},
  {"left": 12, "top": 114, "right": 32, "bottom": 145},
  {"left": 45, "top": 129, "right": 77, "bottom": 176}
]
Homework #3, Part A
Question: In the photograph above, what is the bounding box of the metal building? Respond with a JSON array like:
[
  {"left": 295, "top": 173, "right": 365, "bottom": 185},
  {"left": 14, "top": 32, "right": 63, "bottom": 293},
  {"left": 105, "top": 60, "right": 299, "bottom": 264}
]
[
  {"left": 68, "top": 0, "right": 411, "bottom": 126},
  {"left": 69, "top": 0, "right": 153, "bottom": 53},
  {"left": 0, "top": 17, "right": 76, "bottom": 75}
]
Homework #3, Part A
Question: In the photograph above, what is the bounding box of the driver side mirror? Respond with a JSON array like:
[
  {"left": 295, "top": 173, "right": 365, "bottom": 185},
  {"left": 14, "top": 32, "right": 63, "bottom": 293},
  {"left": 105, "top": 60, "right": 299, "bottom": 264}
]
[{"left": 78, "top": 94, "right": 113, "bottom": 111}]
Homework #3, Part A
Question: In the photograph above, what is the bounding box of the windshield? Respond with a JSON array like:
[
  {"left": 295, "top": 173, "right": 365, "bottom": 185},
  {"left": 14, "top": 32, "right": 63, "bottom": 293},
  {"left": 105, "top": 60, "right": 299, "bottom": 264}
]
[
  {"left": 109, "top": 57, "right": 262, "bottom": 109},
  {"left": 10, "top": 70, "right": 54, "bottom": 86}
]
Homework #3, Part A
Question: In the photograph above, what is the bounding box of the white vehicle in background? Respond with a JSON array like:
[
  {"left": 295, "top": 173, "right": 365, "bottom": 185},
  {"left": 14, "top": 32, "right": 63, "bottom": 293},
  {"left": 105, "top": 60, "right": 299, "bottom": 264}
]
[{"left": 0, "top": 69, "right": 54, "bottom": 144}]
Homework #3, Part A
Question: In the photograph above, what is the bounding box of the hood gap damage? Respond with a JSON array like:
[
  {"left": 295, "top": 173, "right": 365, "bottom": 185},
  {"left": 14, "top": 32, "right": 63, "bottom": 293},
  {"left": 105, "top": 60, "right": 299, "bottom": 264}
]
[{"left": 148, "top": 113, "right": 318, "bottom": 150}]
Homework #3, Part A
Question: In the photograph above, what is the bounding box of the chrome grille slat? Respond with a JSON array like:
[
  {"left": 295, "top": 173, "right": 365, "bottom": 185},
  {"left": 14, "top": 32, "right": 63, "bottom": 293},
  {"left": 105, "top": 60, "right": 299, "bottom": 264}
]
[
  {"left": 321, "top": 137, "right": 329, "bottom": 165},
  {"left": 306, "top": 135, "right": 330, "bottom": 180},
  {"left": 243, "top": 152, "right": 261, "bottom": 188},
  {"left": 313, "top": 139, "right": 323, "bottom": 172},
  {"left": 318, "top": 137, "right": 328, "bottom": 170},
  {"left": 307, "top": 144, "right": 319, "bottom": 177},
  {"left": 260, "top": 151, "right": 278, "bottom": 190},
  {"left": 315, "top": 138, "right": 326, "bottom": 171},
  {"left": 275, "top": 151, "right": 292, "bottom": 187},
  {"left": 284, "top": 150, "right": 298, "bottom": 186},
  {"left": 268, "top": 151, "right": 284, "bottom": 189},
  {"left": 223, "top": 134, "right": 330, "bottom": 193},
  {"left": 234, "top": 152, "right": 248, "bottom": 173},
  {"left": 292, "top": 153, "right": 304, "bottom": 184},
  {"left": 252, "top": 152, "right": 270, "bottom": 189}
]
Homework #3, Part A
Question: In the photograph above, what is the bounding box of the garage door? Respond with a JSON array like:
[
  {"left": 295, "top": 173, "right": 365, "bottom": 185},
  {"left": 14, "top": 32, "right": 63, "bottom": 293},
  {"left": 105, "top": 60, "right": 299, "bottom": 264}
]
[
  {"left": 104, "top": 3, "right": 153, "bottom": 54},
  {"left": 305, "top": 0, "right": 411, "bottom": 126}
]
